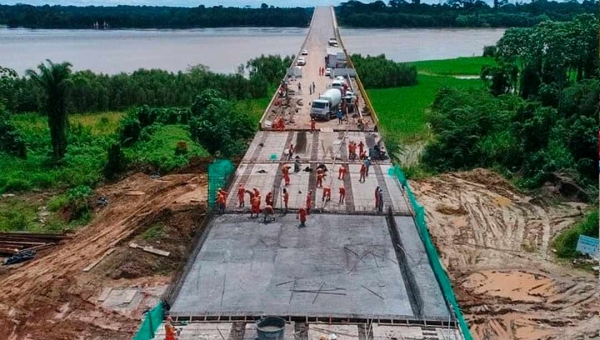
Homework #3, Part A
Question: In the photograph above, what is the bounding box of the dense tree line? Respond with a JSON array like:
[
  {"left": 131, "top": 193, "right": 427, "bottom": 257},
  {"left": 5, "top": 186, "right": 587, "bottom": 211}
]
[
  {"left": 336, "top": 0, "right": 597, "bottom": 28},
  {"left": 351, "top": 54, "right": 417, "bottom": 89},
  {"left": 1, "top": 54, "right": 293, "bottom": 114},
  {"left": 422, "top": 15, "right": 599, "bottom": 191},
  {"left": 0, "top": 4, "right": 312, "bottom": 29}
]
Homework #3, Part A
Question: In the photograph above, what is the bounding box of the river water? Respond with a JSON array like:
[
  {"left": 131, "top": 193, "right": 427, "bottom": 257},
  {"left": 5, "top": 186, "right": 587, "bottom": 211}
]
[{"left": 0, "top": 27, "right": 505, "bottom": 75}]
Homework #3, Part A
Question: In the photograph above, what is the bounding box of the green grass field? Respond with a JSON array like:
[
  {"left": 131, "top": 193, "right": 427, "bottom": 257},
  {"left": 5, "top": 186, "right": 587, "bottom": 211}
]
[
  {"left": 369, "top": 74, "right": 484, "bottom": 143},
  {"left": 408, "top": 57, "right": 497, "bottom": 76}
]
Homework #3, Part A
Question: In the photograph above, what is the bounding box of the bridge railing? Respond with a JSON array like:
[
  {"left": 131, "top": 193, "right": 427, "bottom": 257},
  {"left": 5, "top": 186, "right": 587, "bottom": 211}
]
[{"left": 330, "top": 6, "right": 380, "bottom": 131}]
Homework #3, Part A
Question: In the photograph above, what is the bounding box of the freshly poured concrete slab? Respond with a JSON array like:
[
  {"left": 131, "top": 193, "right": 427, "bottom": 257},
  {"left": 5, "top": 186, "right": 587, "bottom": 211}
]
[
  {"left": 394, "top": 217, "right": 450, "bottom": 319},
  {"left": 170, "top": 214, "right": 425, "bottom": 319}
]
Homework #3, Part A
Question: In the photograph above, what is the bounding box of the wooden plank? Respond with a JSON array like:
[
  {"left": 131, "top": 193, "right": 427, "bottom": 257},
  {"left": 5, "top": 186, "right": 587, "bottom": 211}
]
[
  {"left": 129, "top": 242, "right": 170, "bottom": 257},
  {"left": 82, "top": 248, "right": 116, "bottom": 272},
  {"left": 98, "top": 288, "right": 112, "bottom": 302}
]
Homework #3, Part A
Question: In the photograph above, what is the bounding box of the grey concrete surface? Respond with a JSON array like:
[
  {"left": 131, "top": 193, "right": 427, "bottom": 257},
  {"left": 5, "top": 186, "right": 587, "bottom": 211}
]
[
  {"left": 170, "top": 214, "right": 436, "bottom": 319},
  {"left": 395, "top": 217, "right": 450, "bottom": 319}
]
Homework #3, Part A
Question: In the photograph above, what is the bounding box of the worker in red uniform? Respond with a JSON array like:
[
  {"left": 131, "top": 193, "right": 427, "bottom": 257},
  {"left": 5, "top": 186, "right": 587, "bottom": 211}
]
[
  {"left": 348, "top": 141, "right": 356, "bottom": 161},
  {"left": 265, "top": 191, "right": 273, "bottom": 207},
  {"left": 253, "top": 188, "right": 261, "bottom": 200},
  {"left": 339, "top": 186, "right": 346, "bottom": 203},
  {"left": 297, "top": 207, "right": 308, "bottom": 228},
  {"left": 237, "top": 184, "right": 245, "bottom": 207},
  {"left": 322, "top": 186, "right": 331, "bottom": 202},
  {"left": 250, "top": 195, "right": 261, "bottom": 218},
  {"left": 263, "top": 205, "right": 275, "bottom": 223},
  {"left": 358, "top": 141, "right": 365, "bottom": 158},
  {"left": 282, "top": 164, "right": 291, "bottom": 186},
  {"left": 165, "top": 317, "right": 177, "bottom": 340},
  {"left": 359, "top": 163, "right": 367, "bottom": 183},
  {"left": 310, "top": 119, "right": 316, "bottom": 132},
  {"left": 306, "top": 191, "right": 312, "bottom": 214},
  {"left": 338, "top": 165, "right": 346, "bottom": 180},
  {"left": 315, "top": 171, "right": 324, "bottom": 187},
  {"left": 282, "top": 188, "right": 289, "bottom": 211}
]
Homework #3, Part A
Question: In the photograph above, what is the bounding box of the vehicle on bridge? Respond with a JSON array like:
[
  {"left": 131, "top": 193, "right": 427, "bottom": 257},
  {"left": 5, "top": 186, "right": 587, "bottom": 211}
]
[
  {"left": 310, "top": 88, "right": 342, "bottom": 120},
  {"left": 328, "top": 37, "right": 338, "bottom": 46},
  {"left": 297, "top": 57, "right": 306, "bottom": 66},
  {"left": 301, "top": 49, "right": 308, "bottom": 55}
]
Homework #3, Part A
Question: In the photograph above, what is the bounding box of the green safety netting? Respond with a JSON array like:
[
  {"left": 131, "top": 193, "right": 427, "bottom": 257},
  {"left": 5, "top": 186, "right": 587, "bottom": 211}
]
[
  {"left": 208, "top": 159, "right": 235, "bottom": 208},
  {"left": 392, "top": 165, "right": 473, "bottom": 340},
  {"left": 133, "top": 301, "right": 163, "bottom": 340}
]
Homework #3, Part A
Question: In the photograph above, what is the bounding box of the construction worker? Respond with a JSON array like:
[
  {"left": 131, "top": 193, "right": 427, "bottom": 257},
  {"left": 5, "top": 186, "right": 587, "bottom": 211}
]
[
  {"left": 377, "top": 187, "right": 384, "bottom": 212},
  {"left": 359, "top": 163, "right": 367, "bottom": 183},
  {"left": 348, "top": 141, "right": 356, "bottom": 161},
  {"left": 263, "top": 205, "right": 275, "bottom": 223},
  {"left": 282, "top": 188, "right": 289, "bottom": 211},
  {"left": 165, "top": 317, "right": 177, "bottom": 340},
  {"left": 282, "top": 164, "right": 291, "bottom": 186},
  {"left": 217, "top": 192, "right": 226, "bottom": 213},
  {"left": 250, "top": 195, "right": 261, "bottom": 218},
  {"left": 237, "top": 184, "right": 245, "bottom": 207},
  {"left": 287, "top": 143, "right": 295, "bottom": 161},
  {"left": 297, "top": 206, "right": 308, "bottom": 228},
  {"left": 322, "top": 186, "right": 331, "bottom": 202},
  {"left": 375, "top": 186, "right": 380, "bottom": 210},
  {"left": 358, "top": 141, "right": 365, "bottom": 158},
  {"left": 338, "top": 165, "right": 346, "bottom": 180},
  {"left": 336, "top": 109, "right": 343, "bottom": 124},
  {"left": 253, "top": 188, "right": 261, "bottom": 200},
  {"left": 316, "top": 171, "right": 324, "bottom": 188},
  {"left": 310, "top": 118, "right": 316, "bottom": 132},
  {"left": 339, "top": 186, "right": 346, "bottom": 203},
  {"left": 364, "top": 157, "right": 371, "bottom": 176},
  {"left": 265, "top": 191, "right": 274, "bottom": 207},
  {"left": 306, "top": 191, "right": 312, "bottom": 214}
]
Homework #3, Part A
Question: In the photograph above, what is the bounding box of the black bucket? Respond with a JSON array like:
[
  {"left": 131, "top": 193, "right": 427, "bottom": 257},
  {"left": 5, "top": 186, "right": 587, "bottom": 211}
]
[{"left": 256, "top": 316, "right": 286, "bottom": 340}]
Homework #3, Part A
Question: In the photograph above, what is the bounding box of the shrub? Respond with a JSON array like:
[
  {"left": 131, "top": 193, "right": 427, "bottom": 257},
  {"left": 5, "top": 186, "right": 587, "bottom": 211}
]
[
  {"left": 104, "top": 143, "right": 127, "bottom": 180},
  {"left": 0, "top": 111, "right": 27, "bottom": 158},
  {"left": 553, "top": 210, "right": 599, "bottom": 258},
  {"left": 350, "top": 54, "right": 418, "bottom": 89}
]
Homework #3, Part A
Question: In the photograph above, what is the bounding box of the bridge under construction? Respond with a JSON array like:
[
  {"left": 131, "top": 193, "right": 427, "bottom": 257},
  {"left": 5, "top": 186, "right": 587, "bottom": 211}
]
[{"left": 158, "top": 6, "right": 466, "bottom": 340}]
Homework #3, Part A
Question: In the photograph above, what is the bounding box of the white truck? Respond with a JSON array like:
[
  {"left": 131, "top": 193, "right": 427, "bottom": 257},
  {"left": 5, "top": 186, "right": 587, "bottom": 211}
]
[{"left": 310, "top": 88, "right": 342, "bottom": 120}]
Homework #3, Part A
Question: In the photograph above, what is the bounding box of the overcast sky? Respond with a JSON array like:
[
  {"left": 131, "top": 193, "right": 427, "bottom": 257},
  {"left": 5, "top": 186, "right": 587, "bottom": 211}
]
[{"left": 2, "top": 0, "right": 512, "bottom": 7}]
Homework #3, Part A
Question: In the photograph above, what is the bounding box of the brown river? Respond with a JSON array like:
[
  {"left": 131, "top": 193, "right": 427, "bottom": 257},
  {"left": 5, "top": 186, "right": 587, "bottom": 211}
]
[{"left": 0, "top": 27, "right": 505, "bottom": 75}]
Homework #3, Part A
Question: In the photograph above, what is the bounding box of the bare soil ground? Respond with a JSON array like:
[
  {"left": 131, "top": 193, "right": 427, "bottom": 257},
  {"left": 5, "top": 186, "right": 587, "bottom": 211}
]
[
  {"left": 0, "top": 172, "right": 207, "bottom": 340},
  {"left": 411, "top": 169, "right": 599, "bottom": 340}
]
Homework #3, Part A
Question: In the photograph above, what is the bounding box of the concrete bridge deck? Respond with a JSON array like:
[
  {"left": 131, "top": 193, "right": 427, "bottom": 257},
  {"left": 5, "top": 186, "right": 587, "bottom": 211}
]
[{"left": 167, "top": 6, "right": 462, "bottom": 339}]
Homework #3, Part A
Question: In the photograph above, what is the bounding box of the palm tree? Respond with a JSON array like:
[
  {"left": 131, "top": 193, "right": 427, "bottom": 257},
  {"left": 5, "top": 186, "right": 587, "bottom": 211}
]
[{"left": 26, "top": 60, "right": 72, "bottom": 160}]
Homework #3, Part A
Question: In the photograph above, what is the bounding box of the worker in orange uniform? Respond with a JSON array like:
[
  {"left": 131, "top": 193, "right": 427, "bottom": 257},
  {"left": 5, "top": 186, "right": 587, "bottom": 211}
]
[
  {"left": 297, "top": 207, "right": 308, "bottom": 228},
  {"left": 237, "top": 184, "right": 245, "bottom": 207},
  {"left": 282, "top": 188, "right": 289, "bottom": 211},
  {"left": 339, "top": 186, "right": 346, "bottom": 203},
  {"left": 282, "top": 164, "right": 291, "bottom": 186},
  {"left": 338, "top": 165, "right": 346, "bottom": 180},
  {"left": 306, "top": 191, "right": 312, "bottom": 214},
  {"left": 253, "top": 188, "right": 261, "bottom": 200},
  {"left": 358, "top": 141, "right": 365, "bottom": 158},
  {"left": 310, "top": 118, "right": 316, "bottom": 132},
  {"left": 359, "top": 163, "right": 367, "bottom": 183},
  {"left": 263, "top": 205, "right": 275, "bottom": 223},
  {"left": 316, "top": 172, "right": 324, "bottom": 187},
  {"left": 165, "top": 317, "right": 177, "bottom": 340},
  {"left": 250, "top": 195, "right": 261, "bottom": 218},
  {"left": 322, "top": 186, "right": 331, "bottom": 202},
  {"left": 265, "top": 191, "right": 274, "bottom": 207},
  {"left": 348, "top": 141, "right": 356, "bottom": 161}
]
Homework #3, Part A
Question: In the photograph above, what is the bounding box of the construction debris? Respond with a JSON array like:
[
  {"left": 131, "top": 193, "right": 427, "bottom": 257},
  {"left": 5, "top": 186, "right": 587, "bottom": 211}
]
[
  {"left": 129, "top": 242, "right": 170, "bottom": 257},
  {"left": 0, "top": 232, "right": 71, "bottom": 258},
  {"left": 83, "top": 248, "right": 116, "bottom": 272}
]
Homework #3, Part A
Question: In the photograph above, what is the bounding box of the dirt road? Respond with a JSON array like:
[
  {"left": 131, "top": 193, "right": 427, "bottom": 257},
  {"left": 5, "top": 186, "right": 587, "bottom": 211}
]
[
  {"left": 411, "top": 169, "right": 599, "bottom": 340},
  {"left": 0, "top": 172, "right": 207, "bottom": 340}
]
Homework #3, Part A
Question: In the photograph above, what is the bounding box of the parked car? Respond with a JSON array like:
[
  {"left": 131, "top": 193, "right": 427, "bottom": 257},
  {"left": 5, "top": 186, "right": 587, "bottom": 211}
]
[{"left": 297, "top": 57, "right": 306, "bottom": 66}]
